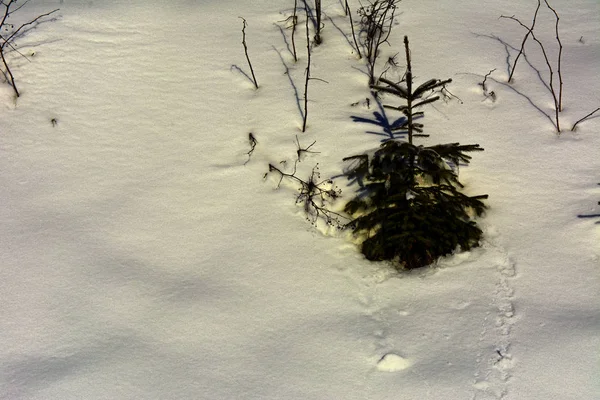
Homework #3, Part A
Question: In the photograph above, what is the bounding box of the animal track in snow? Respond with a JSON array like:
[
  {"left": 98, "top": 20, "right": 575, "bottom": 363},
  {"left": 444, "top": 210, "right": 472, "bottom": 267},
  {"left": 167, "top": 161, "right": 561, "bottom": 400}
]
[
  {"left": 344, "top": 263, "right": 415, "bottom": 374},
  {"left": 472, "top": 240, "right": 518, "bottom": 400}
]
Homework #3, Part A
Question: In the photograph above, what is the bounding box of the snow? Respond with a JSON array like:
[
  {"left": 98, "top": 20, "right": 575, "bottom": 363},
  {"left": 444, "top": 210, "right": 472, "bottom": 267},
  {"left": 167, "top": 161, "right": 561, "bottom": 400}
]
[
  {"left": 376, "top": 353, "right": 411, "bottom": 372},
  {"left": 1, "top": 0, "right": 598, "bottom": 399}
]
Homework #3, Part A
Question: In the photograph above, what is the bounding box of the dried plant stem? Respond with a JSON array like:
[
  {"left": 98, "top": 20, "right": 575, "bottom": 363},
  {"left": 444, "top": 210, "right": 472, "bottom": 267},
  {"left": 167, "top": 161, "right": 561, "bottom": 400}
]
[
  {"left": 346, "top": 0, "right": 362, "bottom": 58},
  {"left": 244, "top": 133, "right": 258, "bottom": 165},
  {"left": 0, "top": 44, "right": 17, "bottom": 96},
  {"left": 501, "top": 11, "right": 560, "bottom": 131},
  {"left": 544, "top": 0, "right": 563, "bottom": 111},
  {"left": 361, "top": 0, "right": 398, "bottom": 85},
  {"left": 0, "top": 2, "right": 59, "bottom": 97},
  {"left": 314, "top": 0, "right": 322, "bottom": 44},
  {"left": 240, "top": 17, "right": 258, "bottom": 89},
  {"left": 291, "top": 0, "right": 298, "bottom": 62},
  {"left": 302, "top": 3, "right": 312, "bottom": 132},
  {"left": 404, "top": 36, "right": 414, "bottom": 145},
  {"left": 506, "top": 0, "right": 540, "bottom": 83},
  {"left": 571, "top": 108, "right": 600, "bottom": 131},
  {"left": 480, "top": 68, "right": 496, "bottom": 92}
]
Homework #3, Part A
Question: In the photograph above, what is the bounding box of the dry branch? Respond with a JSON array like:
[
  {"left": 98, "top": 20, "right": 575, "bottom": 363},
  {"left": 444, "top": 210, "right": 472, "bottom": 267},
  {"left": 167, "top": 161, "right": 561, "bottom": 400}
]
[
  {"left": 244, "top": 133, "right": 258, "bottom": 165},
  {"left": 239, "top": 17, "right": 259, "bottom": 89},
  {"left": 291, "top": 0, "right": 298, "bottom": 62},
  {"left": 314, "top": 0, "right": 322, "bottom": 44},
  {"left": 359, "top": 0, "right": 399, "bottom": 85},
  {"left": 544, "top": 0, "right": 563, "bottom": 111},
  {"left": 571, "top": 108, "right": 600, "bottom": 131},
  {"left": 0, "top": 1, "right": 59, "bottom": 97},
  {"left": 501, "top": 6, "right": 560, "bottom": 131},
  {"left": 302, "top": 2, "right": 311, "bottom": 132},
  {"left": 505, "top": 0, "right": 540, "bottom": 83},
  {"left": 345, "top": 0, "right": 361, "bottom": 58}
]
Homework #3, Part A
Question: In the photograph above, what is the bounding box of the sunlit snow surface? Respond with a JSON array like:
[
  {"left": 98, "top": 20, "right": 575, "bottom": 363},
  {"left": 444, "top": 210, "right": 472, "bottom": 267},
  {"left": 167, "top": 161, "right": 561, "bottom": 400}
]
[{"left": 1, "top": 0, "right": 599, "bottom": 399}]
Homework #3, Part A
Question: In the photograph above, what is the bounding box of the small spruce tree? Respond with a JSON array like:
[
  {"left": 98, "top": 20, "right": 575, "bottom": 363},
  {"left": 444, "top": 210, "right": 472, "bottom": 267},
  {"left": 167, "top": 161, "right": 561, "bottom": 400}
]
[{"left": 344, "top": 36, "right": 488, "bottom": 269}]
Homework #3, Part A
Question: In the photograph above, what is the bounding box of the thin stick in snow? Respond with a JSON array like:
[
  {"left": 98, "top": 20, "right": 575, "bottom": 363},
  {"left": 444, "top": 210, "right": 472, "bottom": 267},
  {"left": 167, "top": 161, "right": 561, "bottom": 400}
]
[
  {"left": 501, "top": 9, "right": 560, "bottom": 131},
  {"left": 314, "top": 0, "right": 322, "bottom": 45},
  {"left": 571, "top": 107, "right": 600, "bottom": 131},
  {"left": 244, "top": 133, "right": 258, "bottom": 165},
  {"left": 345, "top": 0, "right": 361, "bottom": 58},
  {"left": 544, "top": 0, "right": 563, "bottom": 111},
  {"left": 291, "top": 0, "right": 298, "bottom": 62},
  {"left": 505, "top": 0, "right": 541, "bottom": 83},
  {"left": 0, "top": 2, "right": 59, "bottom": 97},
  {"left": 302, "top": 3, "right": 311, "bottom": 132},
  {"left": 239, "top": 17, "right": 259, "bottom": 89},
  {"left": 480, "top": 68, "right": 496, "bottom": 93}
]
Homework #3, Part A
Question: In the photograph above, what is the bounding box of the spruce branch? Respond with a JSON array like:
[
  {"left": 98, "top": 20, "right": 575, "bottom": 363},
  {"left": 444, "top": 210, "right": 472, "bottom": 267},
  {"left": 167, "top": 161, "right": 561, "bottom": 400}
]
[
  {"left": 413, "top": 78, "right": 453, "bottom": 99},
  {"left": 404, "top": 36, "right": 414, "bottom": 145},
  {"left": 412, "top": 96, "right": 441, "bottom": 109},
  {"left": 342, "top": 140, "right": 488, "bottom": 269},
  {"left": 373, "top": 77, "right": 409, "bottom": 98},
  {"left": 345, "top": 35, "right": 487, "bottom": 269}
]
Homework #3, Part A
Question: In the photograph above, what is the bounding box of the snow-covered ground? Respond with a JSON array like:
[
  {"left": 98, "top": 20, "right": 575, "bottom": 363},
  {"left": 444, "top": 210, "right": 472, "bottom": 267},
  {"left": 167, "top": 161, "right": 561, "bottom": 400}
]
[{"left": 1, "top": 1, "right": 598, "bottom": 399}]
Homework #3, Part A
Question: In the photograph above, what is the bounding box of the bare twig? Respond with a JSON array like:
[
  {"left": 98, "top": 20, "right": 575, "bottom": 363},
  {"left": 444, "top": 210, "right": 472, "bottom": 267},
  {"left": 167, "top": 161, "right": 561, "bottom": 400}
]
[
  {"left": 501, "top": 11, "right": 560, "bottom": 131},
  {"left": 544, "top": 0, "right": 563, "bottom": 111},
  {"left": 571, "top": 107, "right": 600, "bottom": 131},
  {"left": 505, "top": 0, "right": 541, "bottom": 83},
  {"left": 440, "top": 84, "right": 463, "bottom": 104},
  {"left": 478, "top": 68, "right": 497, "bottom": 101},
  {"left": 2, "top": 8, "right": 59, "bottom": 45},
  {"left": 0, "top": 43, "right": 17, "bottom": 95},
  {"left": 295, "top": 135, "right": 320, "bottom": 161},
  {"left": 346, "top": 0, "right": 362, "bottom": 58},
  {"left": 0, "top": 1, "right": 59, "bottom": 97},
  {"left": 239, "top": 17, "right": 259, "bottom": 89},
  {"left": 4, "top": 0, "right": 32, "bottom": 15},
  {"left": 266, "top": 162, "right": 347, "bottom": 226},
  {"left": 292, "top": 0, "right": 298, "bottom": 61},
  {"left": 359, "top": 0, "right": 399, "bottom": 85},
  {"left": 577, "top": 186, "right": 600, "bottom": 224},
  {"left": 480, "top": 68, "right": 496, "bottom": 92},
  {"left": 302, "top": 2, "right": 311, "bottom": 132},
  {"left": 314, "top": 0, "right": 322, "bottom": 45},
  {"left": 244, "top": 133, "right": 258, "bottom": 165}
]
